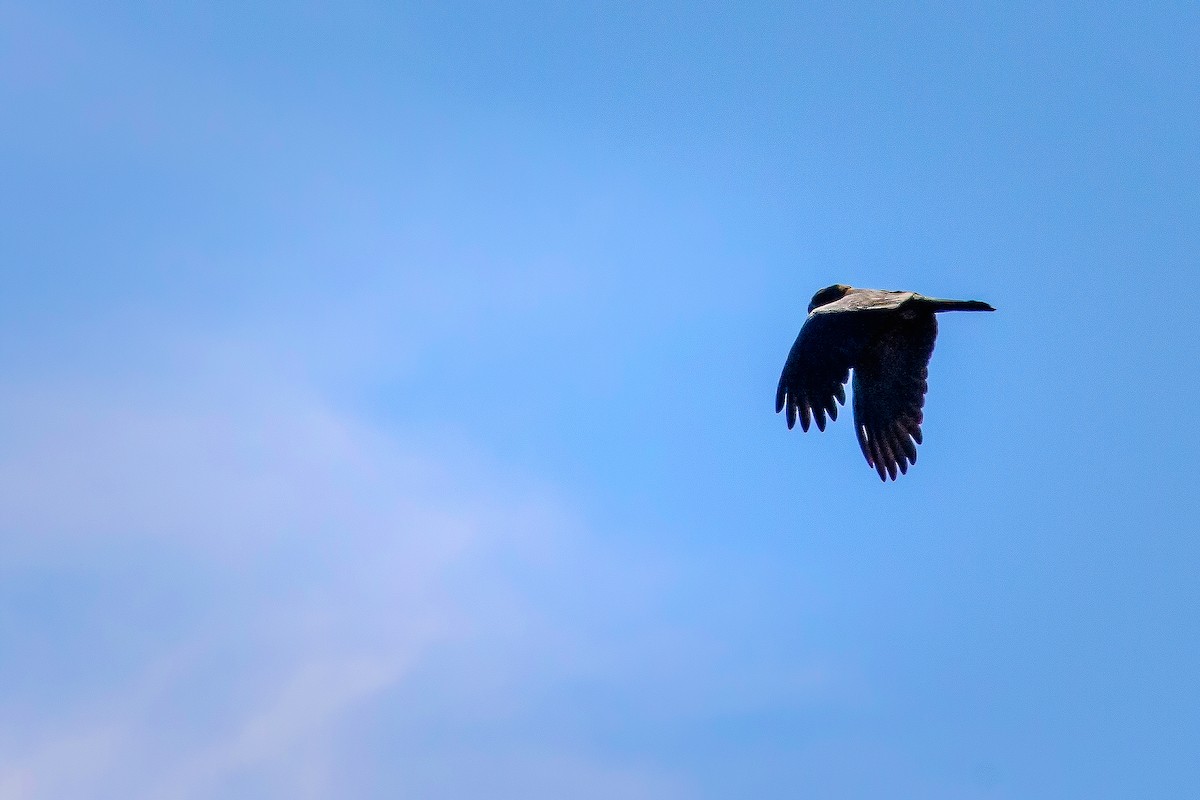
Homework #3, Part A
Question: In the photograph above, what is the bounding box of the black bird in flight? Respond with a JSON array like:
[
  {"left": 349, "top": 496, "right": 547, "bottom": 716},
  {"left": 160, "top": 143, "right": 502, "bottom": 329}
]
[{"left": 775, "top": 284, "right": 995, "bottom": 481}]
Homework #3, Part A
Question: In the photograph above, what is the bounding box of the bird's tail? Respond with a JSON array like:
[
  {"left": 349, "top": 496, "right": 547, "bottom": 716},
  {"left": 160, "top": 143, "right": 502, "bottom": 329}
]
[{"left": 923, "top": 298, "right": 995, "bottom": 313}]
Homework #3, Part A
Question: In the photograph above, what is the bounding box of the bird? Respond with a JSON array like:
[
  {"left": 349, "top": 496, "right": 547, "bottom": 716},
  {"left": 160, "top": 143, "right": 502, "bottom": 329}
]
[{"left": 775, "top": 284, "right": 995, "bottom": 481}]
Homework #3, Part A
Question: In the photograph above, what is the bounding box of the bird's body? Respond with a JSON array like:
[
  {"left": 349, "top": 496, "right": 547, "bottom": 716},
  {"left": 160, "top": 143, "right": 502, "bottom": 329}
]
[{"left": 775, "top": 284, "right": 994, "bottom": 481}]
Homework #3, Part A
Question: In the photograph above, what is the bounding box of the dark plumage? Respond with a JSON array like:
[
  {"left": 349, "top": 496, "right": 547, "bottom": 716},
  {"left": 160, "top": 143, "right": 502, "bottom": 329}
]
[{"left": 775, "top": 284, "right": 995, "bottom": 481}]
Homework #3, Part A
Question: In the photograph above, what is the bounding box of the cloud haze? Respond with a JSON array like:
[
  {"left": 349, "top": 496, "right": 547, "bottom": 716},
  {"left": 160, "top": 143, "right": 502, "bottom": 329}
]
[{"left": 0, "top": 334, "right": 703, "bottom": 798}]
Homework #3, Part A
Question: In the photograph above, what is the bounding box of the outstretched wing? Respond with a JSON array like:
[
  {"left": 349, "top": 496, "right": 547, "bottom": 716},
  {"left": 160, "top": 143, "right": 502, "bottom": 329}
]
[
  {"left": 776, "top": 307, "right": 874, "bottom": 432},
  {"left": 852, "top": 311, "right": 938, "bottom": 481}
]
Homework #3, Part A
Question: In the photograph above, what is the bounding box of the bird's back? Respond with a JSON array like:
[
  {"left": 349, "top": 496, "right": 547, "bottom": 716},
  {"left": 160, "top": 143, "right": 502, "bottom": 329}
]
[{"left": 810, "top": 289, "right": 916, "bottom": 316}]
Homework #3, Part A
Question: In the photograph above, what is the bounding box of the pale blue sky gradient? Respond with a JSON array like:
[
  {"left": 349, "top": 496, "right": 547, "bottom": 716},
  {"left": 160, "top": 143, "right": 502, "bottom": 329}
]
[{"left": 1, "top": 2, "right": 1198, "bottom": 798}]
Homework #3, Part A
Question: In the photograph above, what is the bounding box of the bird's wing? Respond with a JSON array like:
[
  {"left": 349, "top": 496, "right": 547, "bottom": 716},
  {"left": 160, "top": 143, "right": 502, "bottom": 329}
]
[
  {"left": 776, "top": 308, "right": 874, "bottom": 432},
  {"left": 851, "top": 311, "right": 938, "bottom": 481}
]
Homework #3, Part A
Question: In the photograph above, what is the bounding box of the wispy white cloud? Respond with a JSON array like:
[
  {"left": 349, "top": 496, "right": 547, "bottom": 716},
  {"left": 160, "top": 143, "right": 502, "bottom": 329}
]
[{"left": 0, "top": 338, "right": 685, "bottom": 799}]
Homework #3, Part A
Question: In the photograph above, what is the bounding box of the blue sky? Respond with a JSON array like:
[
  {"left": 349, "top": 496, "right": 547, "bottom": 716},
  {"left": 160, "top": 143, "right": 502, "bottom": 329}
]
[{"left": 1, "top": 1, "right": 1198, "bottom": 797}]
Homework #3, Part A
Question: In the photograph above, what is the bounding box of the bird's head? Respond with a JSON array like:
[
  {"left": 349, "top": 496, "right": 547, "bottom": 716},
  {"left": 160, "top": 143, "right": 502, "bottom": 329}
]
[{"left": 808, "top": 284, "right": 852, "bottom": 313}]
